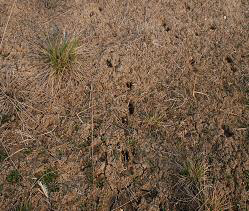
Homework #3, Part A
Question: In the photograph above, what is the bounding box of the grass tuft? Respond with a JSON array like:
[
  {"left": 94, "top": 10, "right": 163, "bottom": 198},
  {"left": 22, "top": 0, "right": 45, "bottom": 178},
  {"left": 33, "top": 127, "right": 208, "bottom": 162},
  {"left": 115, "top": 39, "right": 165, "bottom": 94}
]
[
  {"left": 41, "top": 168, "right": 59, "bottom": 192},
  {"left": 6, "top": 170, "right": 22, "bottom": 184},
  {"left": 174, "top": 157, "right": 209, "bottom": 210},
  {"left": 205, "top": 185, "right": 231, "bottom": 211},
  {"left": 39, "top": 31, "right": 78, "bottom": 75},
  {"left": 179, "top": 158, "right": 208, "bottom": 187},
  {"left": 174, "top": 156, "right": 232, "bottom": 210}
]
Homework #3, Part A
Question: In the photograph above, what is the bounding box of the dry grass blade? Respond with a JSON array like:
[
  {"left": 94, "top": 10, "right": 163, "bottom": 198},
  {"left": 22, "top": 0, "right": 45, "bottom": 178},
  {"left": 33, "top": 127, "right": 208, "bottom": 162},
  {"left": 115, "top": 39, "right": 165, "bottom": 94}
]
[
  {"left": 203, "top": 185, "right": 232, "bottom": 211},
  {"left": 90, "top": 83, "right": 94, "bottom": 186},
  {"left": 111, "top": 192, "right": 151, "bottom": 211},
  {"left": 0, "top": 0, "right": 17, "bottom": 50},
  {"left": 3, "top": 148, "right": 27, "bottom": 162},
  {"left": 38, "top": 181, "right": 49, "bottom": 198}
]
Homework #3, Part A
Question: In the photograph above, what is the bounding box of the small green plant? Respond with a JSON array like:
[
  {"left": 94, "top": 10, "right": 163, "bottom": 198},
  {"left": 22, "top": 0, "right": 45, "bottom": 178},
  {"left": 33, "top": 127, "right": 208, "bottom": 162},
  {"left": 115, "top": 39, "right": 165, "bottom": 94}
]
[
  {"left": 79, "top": 202, "right": 94, "bottom": 211},
  {"left": 39, "top": 29, "right": 78, "bottom": 75},
  {"left": 6, "top": 170, "right": 22, "bottom": 184},
  {"left": 0, "top": 113, "right": 12, "bottom": 125},
  {"left": 84, "top": 161, "right": 93, "bottom": 185},
  {"left": 0, "top": 149, "right": 7, "bottom": 162},
  {"left": 246, "top": 130, "right": 249, "bottom": 143},
  {"left": 78, "top": 139, "right": 91, "bottom": 149},
  {"left": 23, "top": 148, "right": 32, "bottom": 155},
  {"left": 42, "top": 169, "right": 58, "bottom": 183},
  {"left": 79, "top": 203, "right": 87, "bottom": 211},
  {"left": 41, "top": 168, "right": 59, "bottom": 192},
  {"left": 175, "top": 157, "right": 209, "bottom": 210},
  {"left": 0, "top": 49, "right": 10, "bottom": 59},
  {"left": 180, "top": 159, "right": 208, "bottom": 186},
  {"left": 245, "top": 99, "right": 249, "bottom": 108}
]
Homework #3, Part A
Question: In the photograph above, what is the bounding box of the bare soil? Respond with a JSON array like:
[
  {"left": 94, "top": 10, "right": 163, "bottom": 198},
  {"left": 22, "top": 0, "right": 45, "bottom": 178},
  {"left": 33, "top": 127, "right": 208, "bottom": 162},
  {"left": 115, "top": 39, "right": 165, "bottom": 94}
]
[{"left": 0, "top": 0, "right": 249, "bottom": 210}]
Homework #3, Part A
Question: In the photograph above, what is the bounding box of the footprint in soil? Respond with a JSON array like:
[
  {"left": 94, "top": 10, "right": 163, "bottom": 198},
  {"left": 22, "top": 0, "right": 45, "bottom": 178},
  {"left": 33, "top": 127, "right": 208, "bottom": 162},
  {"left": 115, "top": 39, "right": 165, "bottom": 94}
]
[
  {"left": 121, "top": 116, "right": 128, "bottom": 125},
  {"left": 128, "top": 102, "right": 135, "bottom": 115},
  {"left": 189, "top": 58, "right": 198, "bottom": 72},
  {"left": 225, "top": 56, "right": 234, "bottom": 64},
  {"left": 106, "top": 59, "right": 113, "bottom": 68},
  {"left": 210, "top": 25, "right": 216, "bottom": 31},
  {"left": 126, "top": 82, "right": 133, "bottom": 90},
  {"left": 122, "top": 150, "right": 129, "bottom": 163},
  {"left": 222, "top": 125, "right": 234, "bottom": 137},
  {"left": 162, "top": 23, "right": 171, "bottom": 32},
  {"left": 225, "top": 56, "right": 237, "bottom": 72}
]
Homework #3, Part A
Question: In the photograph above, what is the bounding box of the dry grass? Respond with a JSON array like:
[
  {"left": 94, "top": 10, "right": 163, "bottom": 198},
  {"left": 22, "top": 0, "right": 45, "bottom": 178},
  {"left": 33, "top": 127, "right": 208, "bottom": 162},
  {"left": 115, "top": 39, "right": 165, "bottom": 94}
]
[
  {"left": 173, "top": 157, "right": 232, "bottom": 211},
  {"left": 175, "top": 157, "right": 209, "bottom": 209},
  {"left": 204, "top": 185, "right": 231, "bottom": 211},
  {"left": 0, "top": 71, "right": 25, "bottom": 119},
  {"left": 0, "top": 0, "right": 249, "bottom": 210},
  {"left": 179, "top": 158, "right": 208, "bottom": 189}
]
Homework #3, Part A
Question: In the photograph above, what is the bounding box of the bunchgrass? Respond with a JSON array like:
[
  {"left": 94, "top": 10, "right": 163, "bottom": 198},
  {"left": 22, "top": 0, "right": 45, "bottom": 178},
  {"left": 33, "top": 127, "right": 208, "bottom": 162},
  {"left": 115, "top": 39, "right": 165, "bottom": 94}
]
[
  {"left": 179, "top": 158, "right": 208, "bottom": 188},
  {"left": 175, "top": 157, "right": 209, "bottom": 210},
  {"left": 40, "top": 32, "right": 78, "bottom": 75},
  {"left": 175, "top": 157, "right": 231, "bottom": 210}
]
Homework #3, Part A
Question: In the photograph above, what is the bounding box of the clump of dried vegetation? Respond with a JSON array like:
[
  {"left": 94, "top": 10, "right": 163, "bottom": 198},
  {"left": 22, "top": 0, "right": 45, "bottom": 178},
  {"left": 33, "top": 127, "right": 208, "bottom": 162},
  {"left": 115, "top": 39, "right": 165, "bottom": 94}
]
[{"left": 173, "top": 156, "right": 231, "bottom": 211}]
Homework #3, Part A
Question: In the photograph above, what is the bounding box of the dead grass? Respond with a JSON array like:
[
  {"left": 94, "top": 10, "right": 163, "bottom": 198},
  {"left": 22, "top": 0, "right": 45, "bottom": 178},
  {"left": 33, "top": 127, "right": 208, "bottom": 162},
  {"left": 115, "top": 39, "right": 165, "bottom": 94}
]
[
  {"left": 174, "top": 157, "right": 209, "bottom": 210},
  {"left": 179, "top": 158, "right": 208, "bottom": 189},
  {"left": 0, "top": 71, "right": 26, "bottom": 121},
  {"left": 172, "top": 156, "right": 232, "bottom": 211},
  {"left": 0, "top": 0, "right": 249, "bottom": 210},
  {"left": 204, "top": 186, "right": 231, "bottom": 211}
]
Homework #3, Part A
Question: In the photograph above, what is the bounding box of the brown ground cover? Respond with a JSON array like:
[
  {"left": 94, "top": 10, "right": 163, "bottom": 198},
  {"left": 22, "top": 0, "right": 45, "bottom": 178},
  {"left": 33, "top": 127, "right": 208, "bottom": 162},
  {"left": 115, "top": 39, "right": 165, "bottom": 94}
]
[{"left": 0, "top": 0, "right": 249, "bottom": 210}]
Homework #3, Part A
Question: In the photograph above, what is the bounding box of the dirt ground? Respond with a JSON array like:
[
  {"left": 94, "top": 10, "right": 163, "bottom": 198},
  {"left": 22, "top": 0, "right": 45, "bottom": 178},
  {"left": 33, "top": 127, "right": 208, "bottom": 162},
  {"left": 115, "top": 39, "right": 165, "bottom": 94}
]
[{"left": 0, "top": 0, "right": 249, "bottom": 210}]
